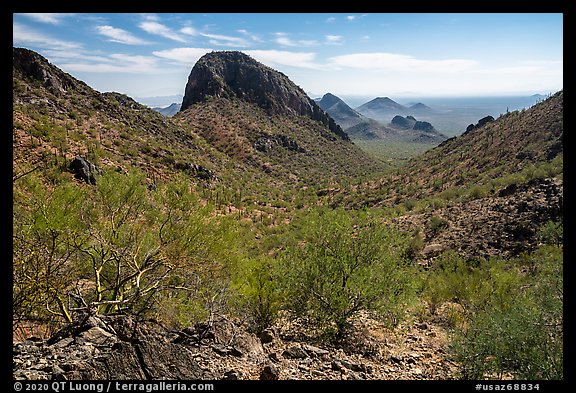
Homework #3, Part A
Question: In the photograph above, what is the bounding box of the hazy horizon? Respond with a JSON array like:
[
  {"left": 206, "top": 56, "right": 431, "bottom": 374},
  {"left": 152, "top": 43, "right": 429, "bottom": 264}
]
[{"left": 134, "top": 92, "right": 552, "bottom": 110}]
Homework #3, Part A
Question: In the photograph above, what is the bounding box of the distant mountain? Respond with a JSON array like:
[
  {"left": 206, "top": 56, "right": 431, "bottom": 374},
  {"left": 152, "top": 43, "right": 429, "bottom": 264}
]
[
  {"left": 315, "top": 94, "right": 446, "bottom": 144},
  {"left": 408, "top": 102, "right": 433, "bottom": 112},
  {"left": 153, "top": 103, "right": 181, "bottom": 117},
  {"left": 345, "top": 119, "right": 398, "bottom": 140},
  {"left": 355, "top": 97, "right": 407, "bottom": 120},
  {"left": 135, "top": 95, "right": 183, "bottom": 108},
  {"left": 317, "top": 93, "right": 366, "bottom": 129},
  {"left": 391, "top": 115, "right": 417, "bottom": 129},
  {"left": 387, "top": 115, "right": 446, "bottom": 143}
]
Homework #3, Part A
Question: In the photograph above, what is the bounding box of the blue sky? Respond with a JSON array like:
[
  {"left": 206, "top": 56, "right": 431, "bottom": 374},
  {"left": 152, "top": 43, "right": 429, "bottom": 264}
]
[{"left": 13, "top": 13, "right": 563, "bottom": 103}]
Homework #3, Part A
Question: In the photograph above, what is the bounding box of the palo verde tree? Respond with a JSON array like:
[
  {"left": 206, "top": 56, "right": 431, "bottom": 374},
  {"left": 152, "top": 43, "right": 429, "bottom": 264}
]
[
  {"left": 13, "top": 174, "right": 89, "bottom": 328},
  {"left": 13, "top": 168, "right": 236, "bottom": 331}
]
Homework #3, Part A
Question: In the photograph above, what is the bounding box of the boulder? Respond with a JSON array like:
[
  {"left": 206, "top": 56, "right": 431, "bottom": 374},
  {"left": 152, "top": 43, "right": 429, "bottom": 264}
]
[{"left": 69, "top": 156, "right": 98, "bottom": 185}]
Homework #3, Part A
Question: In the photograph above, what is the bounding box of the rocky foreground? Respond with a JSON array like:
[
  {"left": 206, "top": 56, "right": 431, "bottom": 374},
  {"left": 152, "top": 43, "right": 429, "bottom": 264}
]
[{"left": 13, "top": 311, "right": 457, "bottom": 381}]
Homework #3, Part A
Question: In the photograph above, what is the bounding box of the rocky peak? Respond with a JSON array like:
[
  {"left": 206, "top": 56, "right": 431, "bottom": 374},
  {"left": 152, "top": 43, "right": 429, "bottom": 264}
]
[
  {"left": 180, "top": 51, "right": 349, "bottom": 141},
  {"left": 13, "top": 47, "right": 80, "bottom": 96},
  {"left": 318, "top": 93, "right": 341, "bottom": 108}
]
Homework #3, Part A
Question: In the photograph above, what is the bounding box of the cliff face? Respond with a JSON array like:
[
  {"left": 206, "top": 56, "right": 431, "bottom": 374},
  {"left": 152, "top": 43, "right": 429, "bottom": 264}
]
[{"left": 180, "top": 51, "right": 349, "bottom": 141}]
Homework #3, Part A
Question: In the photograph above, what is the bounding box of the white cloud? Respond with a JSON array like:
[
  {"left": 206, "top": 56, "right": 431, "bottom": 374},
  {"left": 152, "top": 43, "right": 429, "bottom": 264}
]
[
  {"left": 237, "top": 29, "right": 263, "bottom": 43},
  {"left": 329, "top": 52, "right": 477, "bottom": 72},
  {"left": 13, "top": 22, "right": 82, "bottom": 51},
  {"left": 42, "top": 49, "right": 112, "bottom": 64},
  {"left": 346, "top": 16, "right": 356, "bottom": 21},
  {"left": 139, "top": 21, "right": 187, "bottom": 43},
  {"left": 141, "top": 14, "right": 160, "bottom": 22},
  {"left": 152, "top": 47, "right": 322, "bottom": 70},
  {"left": 326, "top": 17, "right": 336, "bottom": 23},
  {"left": 274, "top": 33, "right": 317, "bottom": 47},
  {"left": 17, "top": 13, "right": 75, "bottom": 25},
  {"left": 59, "top": 54, "right": 161, "bottom": 74},
  {"left": 180, "top": 26, "right": 199, "bottom": 36},
  {"left": 202, "top": 33, "right": 249, "bottom": 47},
  {"left": 243, "top": 50, "right": 322, "bottom": 69},
  {"left": 152, "top": 47, "right": 213, "bottom": 65},
  {"left": 325, "top": 35, "right": 343, "bottom": 44},
  {"left": 96, "top": 25, "right": 151, "bottom": 45}
]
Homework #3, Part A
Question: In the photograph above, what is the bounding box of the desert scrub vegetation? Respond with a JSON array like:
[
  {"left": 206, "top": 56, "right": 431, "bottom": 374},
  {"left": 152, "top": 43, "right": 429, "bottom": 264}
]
[{"left": 418, "top": 222, "right": 563, "bottom": 379}]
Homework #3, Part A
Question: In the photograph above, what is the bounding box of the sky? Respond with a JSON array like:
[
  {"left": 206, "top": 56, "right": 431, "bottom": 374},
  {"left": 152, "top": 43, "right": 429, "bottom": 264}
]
[{"left": 13, "top": 13, "right": 563, "bottom": 105}]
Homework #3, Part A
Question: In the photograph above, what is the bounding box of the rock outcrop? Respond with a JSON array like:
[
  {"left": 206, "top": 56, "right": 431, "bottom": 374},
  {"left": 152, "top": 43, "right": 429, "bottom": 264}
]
[
  {"left": 391, "top": 115, "right": 415, "bottom": 129},
  {"left": 465, "top": 115, "right": 495, "bottom": 133}
]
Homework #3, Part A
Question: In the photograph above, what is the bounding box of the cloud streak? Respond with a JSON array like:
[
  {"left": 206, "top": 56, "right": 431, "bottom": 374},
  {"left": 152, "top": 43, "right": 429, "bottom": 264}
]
[
  {"left": 325, "top": 35, "right": 343, "bottom": 44},
  {"left": 13, "top": 22, "right": 82, "bottom": 51},
  {"left": 139, "top": 21, "right": 187, "bottom": 43},
  {"left": 201, "top": 33, "right": 249, "bottom": 47},
  {"left": 152, "top": 47, "right": 213, "bottom": 65},
  {"left": 151, "top": 47, "right": 323, "bottom": 70},
  {"left": 17, "top": 13, "right": 75, "bottom": 25},
  {"left": 59, "top": 54, "right": 162, "bottom": 74},
  {"left": 244, "top": 50, "right": 322, "bottom": 69},
  {"left": 96, "top": 25, "right": 151, "bottom": 45},
  {"left": 274, "top": 32, "right": 317, "bottom": 47}
]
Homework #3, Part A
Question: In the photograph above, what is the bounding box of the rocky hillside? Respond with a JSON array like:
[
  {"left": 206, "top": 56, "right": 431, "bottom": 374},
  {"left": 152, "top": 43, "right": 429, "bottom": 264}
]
[
  {"left": 344, "top": 90, "right": 563, "bottom": 206},
  {"left": 13, "top": 47, "right": 383, "bottom": 203},
  {"left": 394, "top": 177, "right": 563, "bottom": 264},
  {"left": 335, "top": 91, "right": 563, "bottom": 262},
  {"left": 13, "top": 47, "right": 234, "bottom": 187}
]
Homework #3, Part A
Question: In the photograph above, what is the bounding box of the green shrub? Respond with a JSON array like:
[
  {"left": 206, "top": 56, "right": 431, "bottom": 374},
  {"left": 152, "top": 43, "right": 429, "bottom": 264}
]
[
  {"left": 426, "top": 215, "right": 449, "bottom": 237},
  {"left": 13, "top": 169, "right": 235, "bottom": 328},
  {"left": 421, "top": 251, "right": 523, "bottom": 317},
  {"left": 537, "top": 220, "right": 563, "bottom": 246},
  {"left": 467, "top": 185, "right": 489, "bottom": 200},
  {"left": 279, "top": 207, "right": 414, "bottom": 338},
  {"left": 232, "top": 256, "right": 281, "bottom": 334},
  {"left": 444, "top": 245, "right": 562, "bottom": 380}
]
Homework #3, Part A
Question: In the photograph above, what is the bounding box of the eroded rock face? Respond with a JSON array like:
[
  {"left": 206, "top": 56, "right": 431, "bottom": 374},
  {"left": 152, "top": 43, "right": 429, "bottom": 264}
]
[{"left": 180, "top": 51, "right": 349, "bottom": 141}]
